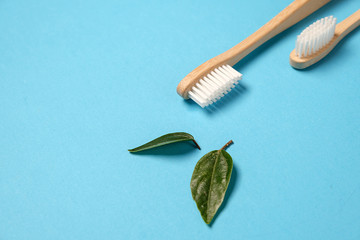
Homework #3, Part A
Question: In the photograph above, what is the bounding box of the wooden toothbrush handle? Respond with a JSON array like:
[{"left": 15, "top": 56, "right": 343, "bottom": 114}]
[
  {"left": 177, "top": 0, "right": 330, "bottom": 98},
  {"left": 223, "top": 0, "right": 331, "bottom": 66},
  {"left": 335, "top": 9, "right": 360, "bottom": 40}
]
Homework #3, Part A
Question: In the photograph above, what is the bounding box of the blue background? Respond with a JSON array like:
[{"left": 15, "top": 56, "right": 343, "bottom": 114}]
[{"left": 1, "top": 0, "right": 360, "bottom": 239}]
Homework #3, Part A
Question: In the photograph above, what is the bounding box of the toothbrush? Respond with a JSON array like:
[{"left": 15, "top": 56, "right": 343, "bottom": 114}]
[
  {"left": 177, "top": 0, "right": 330, "bottom": 108},
  {"left": 290, "top": 9, "right": 360, "bottom": 69}
]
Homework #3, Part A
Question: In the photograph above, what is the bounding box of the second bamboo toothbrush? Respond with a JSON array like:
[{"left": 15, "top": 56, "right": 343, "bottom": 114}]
[
  {"left": 177, "top": 0, "right": 331, "bottom": 108},
  {"left": 290, "top": 9, "right": 360, "bottom": 69}
]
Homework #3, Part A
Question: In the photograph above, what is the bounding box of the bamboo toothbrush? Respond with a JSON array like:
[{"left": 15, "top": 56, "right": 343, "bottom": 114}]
[
  {"left": 290, "top": 9, "right": 360, "bottom": 69},
  {"left": 177, "top": 0, "right": 331, "bottom": 108}
]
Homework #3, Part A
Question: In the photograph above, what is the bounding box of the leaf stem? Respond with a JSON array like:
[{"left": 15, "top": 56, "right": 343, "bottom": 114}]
[
  {"left": 220, "top": 140, "right": 233, "bottom": 151},
  {"left": 193, "top": 140, "right": 201, "bottom": 150}
]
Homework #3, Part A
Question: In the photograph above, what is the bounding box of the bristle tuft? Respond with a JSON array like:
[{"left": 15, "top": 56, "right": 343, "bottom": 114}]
[
  {"left": 188, "top": 65, "right": 242, "bottom": 108},
  {"left": 295, "top": 16, "right": 336, "bottom": 58}
]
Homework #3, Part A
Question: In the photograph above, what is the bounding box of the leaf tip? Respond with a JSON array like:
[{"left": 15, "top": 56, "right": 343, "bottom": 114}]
[{"left": 192, "top": 140, "right": 201, "bottom": 150}]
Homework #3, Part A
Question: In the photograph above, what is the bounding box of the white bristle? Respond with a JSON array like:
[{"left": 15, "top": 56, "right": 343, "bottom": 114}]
[
  {"left": 295, "top": 16, "right": 337, "bottom": 58},
  {"left": 188, "top": 65, "right": 242, "bottom": 108}
]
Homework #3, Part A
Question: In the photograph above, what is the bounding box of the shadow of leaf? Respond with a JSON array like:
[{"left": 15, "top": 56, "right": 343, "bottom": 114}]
[
  {"left": 129, "top": 141, "right": 199, "bottom": 156},
  {"left": 208, "top": 164, "right": 241, "bottom": 227}
]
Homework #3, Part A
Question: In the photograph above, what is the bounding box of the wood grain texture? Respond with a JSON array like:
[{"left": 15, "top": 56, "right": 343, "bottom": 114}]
[
  {"left": 177, "top": 0, "right": 331, "bottom": 99},
  {"left": 290, "top": 9, "right": 360, "bottom": 69}
]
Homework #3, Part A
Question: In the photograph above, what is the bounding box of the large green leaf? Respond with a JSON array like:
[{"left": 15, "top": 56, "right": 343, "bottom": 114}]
[
  {"left": 128, "top": 132, "right": 200, "bottom": 153},
  {"left": 190, "top": 148, "right": 233, "bottom": 224}
]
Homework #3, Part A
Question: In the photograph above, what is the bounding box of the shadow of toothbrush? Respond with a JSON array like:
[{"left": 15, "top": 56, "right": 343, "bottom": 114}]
[
  {"left": 205, "top": 83, "right": 249, "bottom": 114},
  {"left": 182, "top": 82, "right": 249, "bottom": 114},
  {"left": 185, "top": 0, "right": 347, "bottom": 112},
  {"left": 233, "top": 0, "right": 347, "bottom": 73}
]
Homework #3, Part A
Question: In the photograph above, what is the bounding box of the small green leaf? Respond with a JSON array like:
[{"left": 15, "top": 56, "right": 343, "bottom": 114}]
[
  {"left": 128, "top": 132, "right": 200, "bottom": 153},
  {"left": 190, "top": 141, "right": 233, "bottom": 224}
]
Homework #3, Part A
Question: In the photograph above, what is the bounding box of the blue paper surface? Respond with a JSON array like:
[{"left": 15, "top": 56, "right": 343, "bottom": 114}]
[{"left": 1, "top": 0, "right": 360, "bottom": 239}]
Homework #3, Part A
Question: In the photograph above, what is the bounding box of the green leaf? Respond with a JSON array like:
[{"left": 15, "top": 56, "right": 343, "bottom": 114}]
[
  {"left": 190, "top": 142, "right": 233, "bottom": 224},
  {"left": 128, "top": 132, "right": 200, "bottom": 153}
]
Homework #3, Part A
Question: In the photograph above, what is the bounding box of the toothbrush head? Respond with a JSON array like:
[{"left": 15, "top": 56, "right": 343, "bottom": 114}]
[
  {"left": 177, "top": 64, "right": 242, "bottom": 108},
  {"left": 295, "top": 16, "right": 337, "bottom": 58},
  {"left": 290, "top": 16, "right": 337, "bottom": 69}
]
